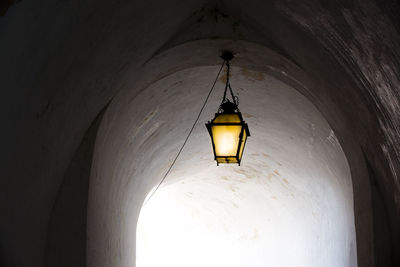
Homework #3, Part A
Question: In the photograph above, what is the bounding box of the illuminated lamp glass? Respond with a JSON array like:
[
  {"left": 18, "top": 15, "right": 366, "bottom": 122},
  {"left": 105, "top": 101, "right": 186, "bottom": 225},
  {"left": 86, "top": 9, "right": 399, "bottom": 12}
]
[{"left": 206, "top": 101, "right": 250, "bottom": 165}]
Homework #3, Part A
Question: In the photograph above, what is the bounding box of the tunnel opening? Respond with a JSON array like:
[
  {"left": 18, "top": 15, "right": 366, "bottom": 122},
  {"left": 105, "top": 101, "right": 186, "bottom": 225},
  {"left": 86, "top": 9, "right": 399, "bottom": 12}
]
[
  {"left": 134, "top": 66, "right": 357, "bottom": 267},
  {"left": 87, "top": 40, "right": 365, "bottom": 267}
]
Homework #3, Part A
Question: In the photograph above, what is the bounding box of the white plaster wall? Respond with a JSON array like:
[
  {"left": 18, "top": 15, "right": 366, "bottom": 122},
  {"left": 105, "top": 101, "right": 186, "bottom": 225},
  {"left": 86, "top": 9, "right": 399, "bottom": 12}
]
[{"left": 89, "top": 65, "right": 357, "bottom": 267}]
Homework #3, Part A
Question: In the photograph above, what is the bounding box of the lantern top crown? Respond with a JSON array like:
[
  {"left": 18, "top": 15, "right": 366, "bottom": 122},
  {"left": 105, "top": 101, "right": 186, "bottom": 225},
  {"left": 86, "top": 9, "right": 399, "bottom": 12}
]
[{"left": 219, "top": 100, "right": 237, "bottom": 113}]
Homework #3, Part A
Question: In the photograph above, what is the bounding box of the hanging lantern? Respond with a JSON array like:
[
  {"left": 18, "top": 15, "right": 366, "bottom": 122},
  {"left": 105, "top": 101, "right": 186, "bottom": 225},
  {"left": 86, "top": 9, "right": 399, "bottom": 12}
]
[{"left": 206, "top": 51, "right": 250, "bottom": 165}]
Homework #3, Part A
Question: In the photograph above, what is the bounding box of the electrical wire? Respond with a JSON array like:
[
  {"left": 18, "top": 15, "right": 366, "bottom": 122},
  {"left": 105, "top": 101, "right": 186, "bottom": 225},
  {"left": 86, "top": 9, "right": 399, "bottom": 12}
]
[{"left": 144, "top": 60, "right": 226, "bottom": 205}]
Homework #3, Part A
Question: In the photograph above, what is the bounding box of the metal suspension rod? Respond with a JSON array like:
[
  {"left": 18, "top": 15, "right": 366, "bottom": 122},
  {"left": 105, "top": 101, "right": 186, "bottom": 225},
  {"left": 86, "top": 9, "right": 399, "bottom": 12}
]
[
  {"left": 221, "top": 58, "right": 238, "bottom": 106},
  {"left": 222, "top": 60, "right": 230, "bottom": 102}
]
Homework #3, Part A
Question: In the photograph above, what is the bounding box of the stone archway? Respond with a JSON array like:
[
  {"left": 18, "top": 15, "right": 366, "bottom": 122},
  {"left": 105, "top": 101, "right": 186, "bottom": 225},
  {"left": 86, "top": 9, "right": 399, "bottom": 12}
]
[
  {"left": 135, "top": 66, "right": 357, "bottom": 267},
  {"left": 87, "top": 40, "right": 370, "bottom": 267}
]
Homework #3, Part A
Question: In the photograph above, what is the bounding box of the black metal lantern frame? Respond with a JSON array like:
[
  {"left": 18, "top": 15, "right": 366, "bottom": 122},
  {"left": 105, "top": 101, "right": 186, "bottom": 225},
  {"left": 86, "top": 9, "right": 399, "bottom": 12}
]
[{"left": 206, "top": 51, "right": 250, "bottom": 165}]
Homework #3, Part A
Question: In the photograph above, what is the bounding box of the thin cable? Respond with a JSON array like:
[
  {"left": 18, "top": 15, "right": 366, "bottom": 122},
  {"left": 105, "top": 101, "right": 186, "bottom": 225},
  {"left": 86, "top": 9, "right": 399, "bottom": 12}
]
[{"left": 144, "top": 60, "right": 226, "bottom": 205}]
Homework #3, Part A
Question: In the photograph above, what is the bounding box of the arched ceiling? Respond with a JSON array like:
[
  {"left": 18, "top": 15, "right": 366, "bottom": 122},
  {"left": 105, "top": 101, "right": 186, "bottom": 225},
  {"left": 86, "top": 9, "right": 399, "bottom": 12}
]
[
  {"left": 125, "top": 66, "right": 358, "bottom": 267},
  {"left": 0, "top": 1, "right": 399, "bottom": 267},
  {"left": 88, "top": 39, "right": 361, "bottom": 267}
]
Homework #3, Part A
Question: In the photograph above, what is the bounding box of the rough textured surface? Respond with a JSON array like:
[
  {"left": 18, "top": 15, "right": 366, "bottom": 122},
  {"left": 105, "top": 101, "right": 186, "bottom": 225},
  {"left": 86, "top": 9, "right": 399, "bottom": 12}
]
[
  {"left": 0, "top": 0, "right": 399, "bottom": 266},
  {"left": 45, "top": 106, "right": 105, "bottom": 267},
  {"left": 133, "top": 69, "right": 357, "bottom": 267},
  {"left": 88, "top": 39, "right": 371, "bottom": 267}
]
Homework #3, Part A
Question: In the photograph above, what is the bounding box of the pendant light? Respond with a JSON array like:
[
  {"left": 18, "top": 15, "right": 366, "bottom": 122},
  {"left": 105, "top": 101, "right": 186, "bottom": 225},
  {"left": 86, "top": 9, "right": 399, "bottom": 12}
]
[{"left": 206, "top": 51, "right": 250, "bottom": 165}]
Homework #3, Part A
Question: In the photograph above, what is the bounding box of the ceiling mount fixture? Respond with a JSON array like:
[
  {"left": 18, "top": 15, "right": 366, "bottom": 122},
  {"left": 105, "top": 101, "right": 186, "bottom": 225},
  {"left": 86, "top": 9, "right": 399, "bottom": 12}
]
[{"left": 206, "top": 51, "right": 250, "bottom": 166}]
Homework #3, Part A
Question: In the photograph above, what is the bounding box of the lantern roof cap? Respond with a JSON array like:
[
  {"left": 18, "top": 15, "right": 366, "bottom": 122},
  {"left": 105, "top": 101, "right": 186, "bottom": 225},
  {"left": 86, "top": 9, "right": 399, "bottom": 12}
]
[{"left": 219, "top": 100, "right": 238, "bottom": 113}]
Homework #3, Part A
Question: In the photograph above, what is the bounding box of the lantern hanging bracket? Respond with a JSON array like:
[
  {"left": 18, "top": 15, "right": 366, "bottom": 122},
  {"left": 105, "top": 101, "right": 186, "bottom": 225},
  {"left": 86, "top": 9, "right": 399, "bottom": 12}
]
[
  {"left": 205, "top": 51, "right": 250, "bottom": 166},
  {"left": 220, "top": 51, "right": 239, "bottom": 113}
]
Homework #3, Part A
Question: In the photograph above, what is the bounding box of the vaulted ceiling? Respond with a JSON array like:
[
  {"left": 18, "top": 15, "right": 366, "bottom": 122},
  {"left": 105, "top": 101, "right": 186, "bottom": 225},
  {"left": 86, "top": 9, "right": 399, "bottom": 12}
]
[{"left": 0, "top": 1, "right": 399, "bottom": 267}]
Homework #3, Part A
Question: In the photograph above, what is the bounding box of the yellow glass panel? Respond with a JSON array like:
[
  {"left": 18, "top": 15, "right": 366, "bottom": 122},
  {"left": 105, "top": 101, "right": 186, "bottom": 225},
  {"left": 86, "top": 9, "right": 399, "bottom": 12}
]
[
  {"left": 211, "top": 125, "right": 242, "bottom": 157},
  {"left": 213, "top": 113, "right": 241, "bottom": 123},
  {"left": 216, "top": 157, "right": 239, "bottom": 164},
  {"left": 238, "top": 130, "right": 247, "bottom": 161}
]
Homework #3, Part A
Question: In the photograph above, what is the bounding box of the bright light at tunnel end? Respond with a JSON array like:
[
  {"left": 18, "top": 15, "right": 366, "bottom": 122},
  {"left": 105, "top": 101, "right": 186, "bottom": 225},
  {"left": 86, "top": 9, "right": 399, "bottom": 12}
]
[{"left": 134, "top": 63, "right": 356, "bottom": 267}]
